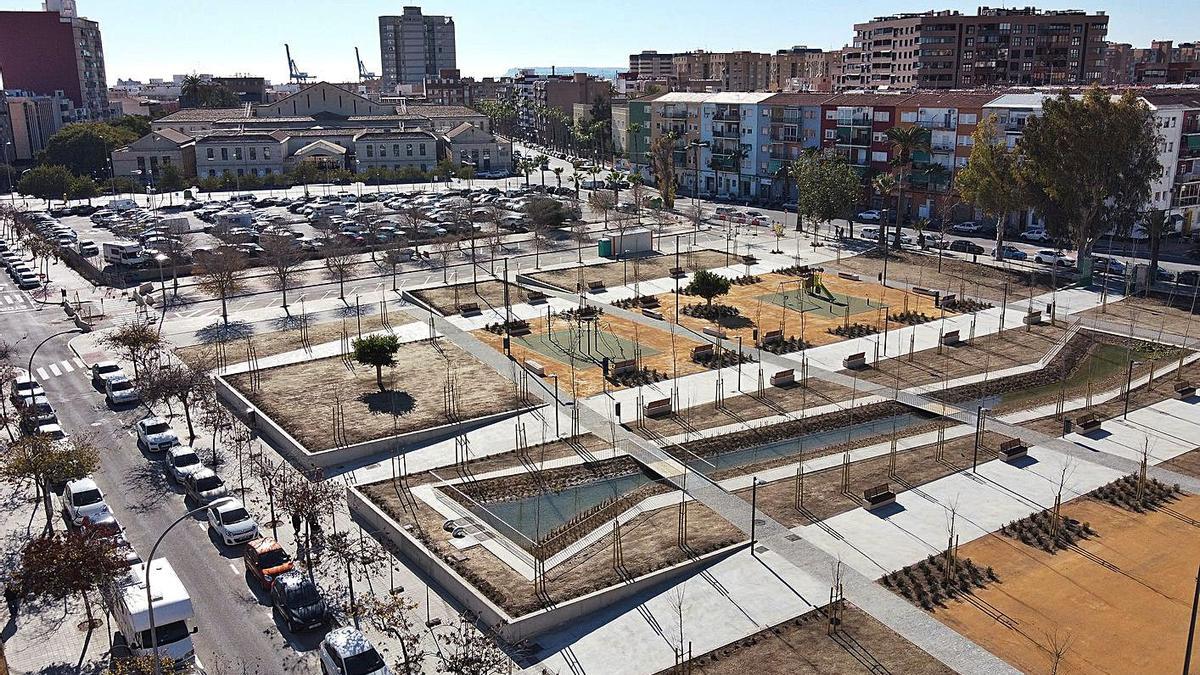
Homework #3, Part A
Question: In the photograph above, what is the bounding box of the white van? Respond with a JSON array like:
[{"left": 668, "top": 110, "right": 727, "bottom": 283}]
[
  {"left": 106, "top": 558, "right": 197, "bottom": 666},
  {"left": 103, "top": 242, "right": 145, "bottom": 266},
  {"left": 108, "top": 198, "right": 139, "bottom": 212}
]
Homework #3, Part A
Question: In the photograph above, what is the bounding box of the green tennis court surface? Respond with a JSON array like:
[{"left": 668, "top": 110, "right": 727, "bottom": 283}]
[
  {"left": 758, "top": 288, "right": 875, "bottom": 318},
  {"left": 514, "top": 329, "right": 660, "bottom": 366}
]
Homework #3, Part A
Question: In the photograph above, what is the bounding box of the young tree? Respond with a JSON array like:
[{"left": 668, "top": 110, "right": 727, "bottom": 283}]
[
  {"left": 15, "top": 529, "right": 129, "bottom": 626},
  {"left": 685, "top": 269, "right": 731, "bottom": 308},
  {"left": 141, "top": 361, "right": 214, "bottom": 443},
  {"left": 322, "top": 239, "right": 359, "bottom": 301},
  {"left": 587, "top": 190, "right": 615, "bottom": 229},
  {"left": 194, "top": 248, "right": 248, "bottom": 326},
  {"left": 98, "top": 317, "right": 166, "bottom": 380},
  {"left": 1017, "top": 87, "right": 1162, "bottom": 279},
  {"left": 790, "top": 149, "right": 863, "bottom": 235},
  {"left": 158, "top": 163, "right": 186, "bottom": 196},
  {"left": 433, "top": 613, "right": 509, "bottom": 675},
  {"left": 649, "top": 132, "right": 679, "bottom": 210},
  {"left": 872, "top": 173, "right": 898, "bottom": 252},
  {"left": 525, "top": 197, "right": 567, "bottom": 267},
  {"left": 360, "top": 592, "right": 425, "bottom": 675},
  {"left": 260, "top": 235, "right": 304, "bottom": 311},
  {"left": 956, "top": 114, "right": 1026, "bottom": 260},
  {"left": 275, "top": 469, "right": 343, "bottom": 575},
  {"left": 352, "top": 334, "right": 401, "bottom": 391},
  {"left": 0, "top": 433, "right": 100, "bottom": 530}
]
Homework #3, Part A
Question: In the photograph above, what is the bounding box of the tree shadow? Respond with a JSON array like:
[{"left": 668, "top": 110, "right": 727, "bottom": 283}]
[
  {"left": 270, "top": 314, "right": 307, "bottom": 331},
  {"left": 121, "top": 463, "right": 175, "bottom": 514},
  {"left": 359, "top": 390, "right": 416, "bottom": 416},
  {"left": 193, "top": 320, "right": 254, "bottom": 344}
]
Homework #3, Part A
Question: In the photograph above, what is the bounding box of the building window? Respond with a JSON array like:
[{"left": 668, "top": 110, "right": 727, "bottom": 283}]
[
  {"left": 959, "top": 113, "right": 977, "bottom": 125},
  {"left": 873, "top": 111, "right": 890, "bottom": 123},
  {"left": 420, "top": 144, "right": 427, "bottom": 156},
  {"left": 263, "top": 148, "right": 271, "bottom": 160},
  {"left": 379, "top": 145, "right": 387, "bottom": 158},
  {"left": 248, "top": 147, "right": 256, "bottom": 160},
  {"left": 824, "top": 129, "right": 835, "bottom": 140},
  {"left": 366, "top": 145, "right": 374, "bottom": 157},
  {"left": 406, "top": 144, "right": 413, "bottom": 157},
  {"left": 871, "top": 151, "right": 888, "bottom": 163},
  {"left": 208, "top": 169, "right": 216, "bottom": 177},
  {"left": 900, "top": 111, "right": 917, "bottom": 122},
  {"left": 206, "top": 148, "right": 214, "bottom": 160},
  {"left": 221, "top": 147, "right": 228, "bottom": 161},
  {"left": 234, "top": 147, "right": 242, "bottom": 161},
  {"left": 237, "top": 169, "right": 244, "bottom": 177}
]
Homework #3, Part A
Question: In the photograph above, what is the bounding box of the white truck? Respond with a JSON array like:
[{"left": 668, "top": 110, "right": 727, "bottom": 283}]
[
  {"left": 106, "top": 558, "right": 198, "bottom": 667},
  {"left": 103, "top": 242, "right": 146, "bottom": 267},
  {"left": 158, "top": 216, "right": 191, "bottom": 235}
]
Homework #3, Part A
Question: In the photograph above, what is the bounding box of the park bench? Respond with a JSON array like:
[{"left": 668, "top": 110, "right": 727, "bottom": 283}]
[
  {"left": 527, "top": 290, "right": 547, "bottom": 304},
  {"left": 642, "top": 308, "right": 664, "bottom": 320},
  {"left": 577, "top": 306, "right": 600, "bottom": 320},
  {"left": 669, "top": 267, "right": 687, "bottom": 278},
  {"left": 1024, "top": 310, "right": 1044, "bottom": 326},
  {"left": 940, "top": 330, "right": 961, "bottom": 346},
  {"left": 912, "top": 287, "right": 940, "bottom": 298},
  {"left": 587, "top": 280, "right": 606, "bottom": 293},
  {"left": 507, "top": 320, "right": 532, "bottom": 337},
  {"left": 611, "top": 359, "right": 637, "bottom": 376},
  {"left": 524, "top": 359, "right": 546, "bottom": 377},
  {"left": 837, "top": 272, "right": 861, "bottom": 282},
  {"left": 843, "top": 352, "right": 867, "bottom": 370},
  {"left": 1076, "top": 412, "right": 1103, "bottom": 433},
  {"left": 644, "top": 398, "right": 672, "bottom": 418},
  {"left": 703, "top": 326, "right": 727, "bottom": 339},
  {"left": 638, "top": 295, "right": 661, "bottom": 309},
  {"left": 770, "top": 369, "right": 795, "bottom": 387},
  {"left": 458, "top": 302, "right": 481, "bottom": 316},
  {"left": 760, "top": 329, "right": 783, "bottom": 346},
  {"left": 998, "top": 438, "right": 1028, "bottom": 462},
  {"left": 936, "top": 293, "right": 956, "bottom": 308},
  {"left": 742, "top": 255, "right": 758, "bottom": 264},
  {"left": 862, "top": 483, "right": 896, "bottom": 511},
  {"left": 691, "top": 344, "right": 715, "bottom": 361},
  {"left": 1175, "top": 380, "right": 1196, "bottom": 399}
]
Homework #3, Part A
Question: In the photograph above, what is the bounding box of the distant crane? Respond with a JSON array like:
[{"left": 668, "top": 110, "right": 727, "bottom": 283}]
[
  {"left": 285, "top": 43, "right": 313, "bottom": 84},
  {"left": 356, "top": 47, "right": 376, "bottom": 81}
]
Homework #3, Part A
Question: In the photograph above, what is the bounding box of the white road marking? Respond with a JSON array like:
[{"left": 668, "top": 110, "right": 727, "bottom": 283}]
[
  {"left": 228, "top": 562, "right": 240, "bottom": 575},
  {"left": 60, "top": 360, "right": 74, "bottom": 373},
  {"left": 49, "top": 363, "right": 61, "bottom": 377},
  {"left": 36, "top": 367, "right": 49, "bottom": 380},
  {"left": 73, "top": 358, "right": 85, "bottom": 368},
  {"left": 3, "top": 296, "right": 13, "bottom": 305}
]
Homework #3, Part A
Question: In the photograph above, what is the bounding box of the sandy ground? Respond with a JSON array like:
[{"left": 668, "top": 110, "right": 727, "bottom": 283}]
[
  {"left": 1079, "top": 293, "right": 1200, "bottom": 338},
  {"left": 830, "top": 249, "right": 1061, "bottom": 303},
  {"left": 175, "top": 310, "right": 396, "bottom": 366},
  {"left": 226, "top": 339, "right": 523, "bottom": 451},
  {"left": 673, "top": 603, "right": 955, "bottom": 675},
  {"left": 412, "top": 280, "right": 532, "bottom": 316},
  {"left": 473, "top": 312, "right": 709, "bottom": 398},
  {"left": 530, "top": 249, "right": 731, "bottom": 292},
  {"left": 936, "top": 495, "right": 1200, "bottom": 675},
  {"left": 661, "top": 272, "right": 947, "bottom": 349},
  {"left": 1163, "top": 448, "right": 1200, "bottom": 480}
]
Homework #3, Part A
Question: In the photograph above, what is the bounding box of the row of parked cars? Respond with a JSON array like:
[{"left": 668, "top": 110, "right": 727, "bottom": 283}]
[{"left": 1, "top": 237, "right": 41, "bottom": 290}]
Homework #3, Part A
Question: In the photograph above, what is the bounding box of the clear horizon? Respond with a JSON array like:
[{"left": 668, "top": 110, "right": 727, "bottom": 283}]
[{"left": 2, "top": 0, "right": 1197, "bottom": 84}]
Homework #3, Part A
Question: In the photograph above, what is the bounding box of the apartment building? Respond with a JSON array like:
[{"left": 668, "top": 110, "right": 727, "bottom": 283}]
[
  {"left": 4, "top": 91, "right": 74, "bottom": 162},
  {"left": 700, "top": 93, "right": 776, "bottom": 198},
  {"left": 422, "top": 69, "right": 512, "bottom": 107},
  {"left": 379, "top": 7, "right": 456, "bottom": 88},
  {"left": 1139, "top": 91, "right": 1200, "bottom": 233},
  {"left": 649, "top": 93, "right": 709, "bottom": 195},
  {"left": 612, "top": 96, "right": 654, "bottom": 176},
  {"left": 769, "top": 48, "right": 839, "bottom": 93},
  {"left": 628, "top": 51, "right": 677, "bottom": 79},
  {"left": 1105, "top": 40, "right": 1200, "bottom": 85},
  {"left": 840, "top": 6, "right": 1109, "bottom": 90},
  {"left": 0, "top": 1, "right": 109, "bottom": 120},
  {"left": 759, "top": 93, "right": 828, "bottom": 201}
]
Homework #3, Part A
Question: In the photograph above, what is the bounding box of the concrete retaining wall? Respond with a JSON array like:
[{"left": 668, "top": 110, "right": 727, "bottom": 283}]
[{"left": 348, "top": 485, "right": 748, "bottom": 642}]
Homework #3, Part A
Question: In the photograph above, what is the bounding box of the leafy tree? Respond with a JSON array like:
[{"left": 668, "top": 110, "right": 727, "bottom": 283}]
[
  {"left": 685, "top": 269, "right": 731, "bottom": 308},
  {"left": 158, "top": 162, "right": 186, "bottom": 193},
  {"left": 106, "top": 654, "right": 180, "bottom": 675},
  {"left": 1017, "top": 87, "right": 1162, "bottom": 277},
  {"left": 141, "top": 361, "right": 213, "bottom": 443},
  {"left": 194, "top": 248, "right": 248, "bottom": 326},
  {"left": 0, "top": 433, "right": 100, "bottom": 530},
  {"left": 872, "top": 173, "right": 898, "bottom": 252},
  {"left": 18, "top": 164, "right": 73, "bottom": 205},
  {"left": 432, "top": 613, "right": 509, "bottom": 675},
  {"left": 956, "top": 114, "right": 1026, "bottom": 260},
  {"left": 525, "top": 197, "right": 567, "bottom": 268},
  {"left": 0, "top": 164, "right": 16, "bottom": 192},
  {"left": 649, "top": 132, "right": 679, "bottom": 209},
  {"left": 109, "top": 115, "right": 151, "bottom": 138},
  {"left": 179, "top": 75, "right": 241, "bottom": 108},
  {"left": 789, "top": 150, "right": 862, "bottom": 234},
  {"left": 42, "top": 122, "right": 139, "bottom": 177},
  {"left": 885, "top": 125, "right": 931, "bottom": 248},
  {"left": 352, "top": 334, "right": 401, "bottom": 391},
  {"left": 68, "top": 175, "right": 101, "bottom": 202},
  {"left": 97, "top": 317, "right": 165, "bottom": 380},
  {"left": 15, "top": 529, "right": 128, "bottom": 625}
]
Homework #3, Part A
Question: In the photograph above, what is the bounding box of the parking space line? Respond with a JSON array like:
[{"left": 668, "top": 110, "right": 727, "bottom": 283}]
[{"left": 228, "top": 562, "right": 240, "bottom": 576}]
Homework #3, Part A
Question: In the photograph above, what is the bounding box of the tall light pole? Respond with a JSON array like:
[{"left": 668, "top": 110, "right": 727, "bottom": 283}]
[
  {"left": 28, "top": 329, "right": 82, "bottom": 380},
  {"left": 146, "top": 498, "right": 234, "bottom": 674},
  {"left": 3, "top": 141, "right": 14, "bottom": 206}
]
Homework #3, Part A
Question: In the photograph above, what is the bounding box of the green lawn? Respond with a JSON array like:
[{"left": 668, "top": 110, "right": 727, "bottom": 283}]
[
  {"left": 1001, "top": 343, "right": 1174, "bottom": 405},
  {"left": 758, "top": 288, "right": 877, "bottom": 319},
  {"left": 515, "top": 328, "right": 659, "bottom": 366}
]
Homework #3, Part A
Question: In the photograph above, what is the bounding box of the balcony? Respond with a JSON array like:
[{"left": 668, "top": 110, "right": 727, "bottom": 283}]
[
  {"left": 713, "top": 108, "right": 739, "bottom": 121},
  {"left": 661, "top": 109, "right": 690, "bottom": 120},
  {"left": 712, "top": 126, "right": 741, "bottom": 139},
  {"left": 916, "top": 116, "right": 955, "bottom": 130},
  {"left": 836, "top": 114, "right": 872, "bottom": 127}
]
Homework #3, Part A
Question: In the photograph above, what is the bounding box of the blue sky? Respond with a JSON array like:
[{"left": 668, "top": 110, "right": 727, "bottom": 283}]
[{"left": 9, "top": 0, "right": 1199, "bottom": 82}]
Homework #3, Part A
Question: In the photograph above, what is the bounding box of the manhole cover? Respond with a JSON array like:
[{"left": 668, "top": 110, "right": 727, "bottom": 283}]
[
  {"left": 785, "top": 533, "right": 801, "bottom": 541},
  {"left": 753, "top": 518, "right": 766, "bottom": 525},
  {"left": 754, "top": 545, "right": 769, "bottom": 553}
]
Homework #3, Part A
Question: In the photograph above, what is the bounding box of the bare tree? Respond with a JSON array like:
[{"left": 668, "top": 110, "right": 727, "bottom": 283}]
[
  {"left": 587, "top": 190, "right": 616, "bottom": 230},
  {"left": 194, "top": 248, "right": 249, "bottom": 326},
  {"left": 1046, "top": 628, "right": 1073, "bottom": 675},
  {"left": 260, "top": 234, "right": 305, "bottom": 311},
  {"left": 432, "top": 612, "right": 509, "bottom": 675},
  {"left": 156, "top": 232, "right": 195, "bottom": 300},
  {"left": 0, "top": 432, "right": 100, "bottom": 530},
  {"left": 322, "top": 239, "right": 359, "bottom": 302},
  {"left": 359, "top": 591, "right": 425, "bottom": 674},
  {"left": 398, "top": 206, "right": 426, "bottom": 256},
  {"left": 141, "top": 358, "right": 215, "bottom": 443},
  {"left": 97, "top": 317, "right": 165, "bottom": 380}
]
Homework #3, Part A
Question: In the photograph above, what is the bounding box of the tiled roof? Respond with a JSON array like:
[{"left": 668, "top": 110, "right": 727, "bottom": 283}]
[
  {"left": 899, "top": 90, "right": 1008, "bottom": 109},
  {"left": 155, "top": 107, "right": 249, "bottom": 123},
  {"left": 153, "top": 128, "right": 194, "bottom": 144},
  {"left": 401, "top": 104, "right": 483, "bottom": 118},
  {"left": 762, "top": 93, "right": 836, "bottom": 107},
  {"left": 196, "top": 130, "right": 283, "bottom": 142},
  {"left": 822, "top": 92, "right": 918, "bottom": 107},
  {"left": 355, "top": 128, "right": 439, "bottom": 140}
]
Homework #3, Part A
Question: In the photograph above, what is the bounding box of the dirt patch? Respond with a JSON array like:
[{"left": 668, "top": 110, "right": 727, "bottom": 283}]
[
  {"left": 175, "top": 311, "right": 394, "bottom": 367},
  {"left": 225, "top": 339, "right": 524, "bottom": 451},
  {"left": 529, "top": 248, "right": 730, "bottom": 292},
  {"left": 669, "top": 602, "right": 955, "bottom": 675},
  {"left": 1078, "top": 292, "right": 1200, "bottom": 339},
  {"left": 412, "top": 280, "right": 530, "bottom": 316},
  {"left": 936, "top": 495, "right": 1200, "bottom": 675},
  {"left": 830, "top": 250, "right": 1061, "bottom": 303},
  {"left": 1162, "top": 447, "right": 1200, "bottom": 479}
]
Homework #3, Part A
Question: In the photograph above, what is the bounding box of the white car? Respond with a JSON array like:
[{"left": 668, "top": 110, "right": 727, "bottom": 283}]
[
  {"left": 135, "top": 416, "right": 180, "bottom": 453},
  {"left": 165, "top": 445, "right": 205, "bottom": 483},
  {"left": 104, "top": 375, "right": 140, "bottom": 406},
  {"left": 860, "top": 226, "right": 882, "bottom": 241},
  {"left": 1020, "top": 228, "right": 1053, "bottom": 243},
  {"left": 10, "top": 375, "right": 45, "bottom": 404},
  {"left": 319, "top": 627, "right": 390, "bottom": 675},
  {"left": 951, "top": 221, "right": 985, "bottom": 234},
  {"left": 62, "top": 477, "right": 113, "bottom": 527},
  {"left": 183, "top": 468, "right": 229, "bottom": 504},
  {"left": 856, "top": 210, "right": 881, "bottom": 222},
  {"left": 1034, "top": 250, "right": 1075, "bottom": 267},
  {"left": 91, "top": 361, "right": 125, "bottom": 387},
  {"left": 206, "top": 498, "right": 259, "bottom": 546}
]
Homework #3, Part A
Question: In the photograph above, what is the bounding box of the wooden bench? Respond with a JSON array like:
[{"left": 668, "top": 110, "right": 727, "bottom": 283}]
[
  {"left": 691, "top": 344, "right": 714, "bottom": 361},
  {"left": 587, "top": 280, "right": 606, "bottom": 293},
  {"left": 936, "top": 293, "right": 956, "bottom": 308},
  {"left": 644, "top": 398, "right": 672, "bottom": 418},
  {"left": 940, "top": 330, "right": 961, "bottom": 346},
  {"left": 703, "top": 326, "right": 727, "bottom": 339},
  {"left": 524, "top": 359, "right": 546, "bottom": 377},
  {"left": 526, "top": 290, "right": 547, "bottom": 304},
  {"left": 642, "top": 308, "right": 664, "bottom": 320},
  {"left": 862, "top": 484, "right": 896, "bottom": 511},
  {"left": 844, "top": 352, "right": 867, "bottom": 369},
  {"left": 610, "top": 359, "right": 636, "bottom": 376},
  {"left": 837, "top": 272, "right": 861, "bottom": 282},
  {"left": 760, "top": 329, "right": 783, "bottom": 346},
  {"left": 998, "top": 438, "right": 1028, "bottom": 462},
  {"left": 576, "top": 306, "right": 600, "bottom": 320},
  {"left": 669, "top": 267, "right": 686, "bottom": 278},
  {"left": 1076, "top": 412, "right": 1103, "bottom": 433},
  {"left": 1175, "top": 380, "right": 1196, "bottom": 399},
  {"left": 742, "top": 255, "right": 758, "bottom": 264},
  {"left": 770, "top": 369, "right": 795, "bottom": 387},
  {"left": 638, "top": 295, "right": 661, "bottom": 309},
  {"left": 507, "top": 320, "right": 532, "bottom": 337},
  {"left": 1024, "top": 310, "right": 1044, "bottom": 326},
  {"left": 458, "top": 302, "right": 481, "bottom": 316}
]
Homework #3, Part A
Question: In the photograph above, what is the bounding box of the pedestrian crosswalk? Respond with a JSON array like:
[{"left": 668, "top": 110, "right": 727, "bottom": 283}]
[
  {"left": 0, "top": 283, "right": 35, "bottom": 313},
  {"left": 36, "top": 358, "right": 86, "bottom": 382}
]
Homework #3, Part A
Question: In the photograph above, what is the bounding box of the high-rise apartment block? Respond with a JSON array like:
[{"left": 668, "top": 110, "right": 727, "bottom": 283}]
[
  {"left": 379, "top": 7, "right": 456, "bottom": 88},
  {"left": 0, "top": 0, "right": 109, "bottom": 120},
  {"left": 628, "top": 51, "right": 678, "bottom": 80},
  {"left": 839, "top": 6, "right": 1109, "bottom": 90}
]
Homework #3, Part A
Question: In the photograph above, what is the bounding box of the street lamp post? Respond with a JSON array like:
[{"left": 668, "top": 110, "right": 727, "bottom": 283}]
[
  {"left": 3, "top": 141, "right": 14, "bottom": 206},
  {"left": 146, "top": 498, "right": 234, "bottom": 674},
  {"left": 28, "top": 329, "right": 81, "bottom": 382},
  {"left": 1124, "top": 360, "right": 1145, "bottom": 419}
]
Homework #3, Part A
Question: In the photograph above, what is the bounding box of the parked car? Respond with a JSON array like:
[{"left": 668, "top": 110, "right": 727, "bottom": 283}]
[
  {"left": 183, "top": 468, "right": 229, "bottom": 504},
  {"left": 91, "top": 361, "right": 125, "bottom": 387},
  {"left": 104, "top": 375, "right": 140, "bottom": 406},
  {"left": 244, "top": 537, "right": 295, "bottom": 591},
  {"left": 10, "top": 375, "right": 45, "bottom": 404},
  {"left": 860, "top": 226, "right": 881, "bottom": 241},
  {"left": 1034, "top": 250, "right": 1075, "bottom": 267},
  {"left": 270, "top": 570, "right": 330, "bottom": 632},
  {"left": 948, "top": 240, "right": 985, "bottom": 255},
  {"left": 856, "top": 210, "right": 881, "bottom": 222},
  {"left": 993, "top": 245, "right": 1028, "bottom": 261},
  {"left": 1091, "top": 256, "right": 1126, "bottom": 275},
  {"left": 18, "top": 396, "right": 57, "bottom": 432},
  {"left": 1177, "top": 270, "right": 1200, "bottom": 287},
  {"left": 62, "top": 477, "right": 113, "bottom": 527},
  {"left": 135, "top": 416, "right": 179, "bottom": 453},
  {"left": 165, "top": 445, "right": 205, "bottom": 483},
  {"left": 318, "top": 627, "right": 390, "bottom": 675},
  {"left": 207, "top": 498, "right": 259, "bottom": 546},
  {"left": 951, "top": 221, "right": 985, "bottom": 234},
  {"left": 1020, "top": 228, "right": 1054, "bottom": 243}
]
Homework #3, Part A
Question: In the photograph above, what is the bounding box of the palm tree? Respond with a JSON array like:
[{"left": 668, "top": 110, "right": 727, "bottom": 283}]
[
  {"left": 731, "top": 144, "right": 749, "bottom": 201},
  {"left": 628, "top": 122, "right": 644, "bottom": 168},
  {"left": 885, "top": 126, "right": 932, "bottom": 249},
  {"left": 872, "top": 172, "right": 898, "bottom": 253},
  {"left": 181, "top": 74, "right": 203, "bottom": 107},
  {"left": 607, "top": 171, "right": 627, "bottom": 204},
  {"left": 552, "top": 166, "right": 564, "bottom": 190},
  {"left": 535, "top": 154, "right": 550, "bottom": 188},
  {"left": 519, "top": 158, "right": 535, "bottom": 186}
]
